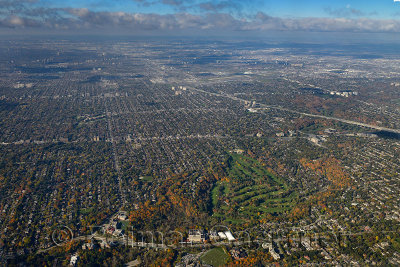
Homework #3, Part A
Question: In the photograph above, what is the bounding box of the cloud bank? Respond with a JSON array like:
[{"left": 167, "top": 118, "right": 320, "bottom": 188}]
[{"left": 1, "top": 0, "right": 400, "bottom": 34}]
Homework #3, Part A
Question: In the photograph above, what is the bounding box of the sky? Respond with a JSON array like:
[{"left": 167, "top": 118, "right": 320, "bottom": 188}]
[{"left": 1, "top": 0, "right": 400, "bottom": 35}]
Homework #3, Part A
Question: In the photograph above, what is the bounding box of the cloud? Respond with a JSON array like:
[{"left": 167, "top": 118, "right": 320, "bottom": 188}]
[
  {"left": 0, "top": 15, "right": 41, "bottom": 28},
  {"left": 1, "top": 1, "right": 400, "bottom": 34},
  {"left": 161, "top": 0, "right": 185, "bottom": 6},
  {"left": 324, "top": 7, "right": 364, "bottom": 17},
  {"left": 133, "top": 0, "right": 252, "bottom": 14},
  {"left": 246, "top": 12, "right": 400, "bottom": 33},
  {"left": 197, "top": 1, "right": 241, "bottom": 12},
  {"left": 67, "top": 8, "right": 90, "bottom": 17},
  {"left": 324, "top": 7, "right": 373, "bottom": 18},
  {"left": 8, "top": 15, "right": 24, "bottom": 26},
  {"left": 133, "top": 0, "right": 190, "bottom": 10}
]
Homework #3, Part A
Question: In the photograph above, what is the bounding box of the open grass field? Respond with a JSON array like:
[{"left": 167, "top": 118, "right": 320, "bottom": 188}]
[
  {"left": 139, "top": 175, "right": 153, "bottom": 182},
  {"left": 200, "top": 247, "right": 230, "bottom": 266},
  {"left": 211, "top": 153, "right": 297, "bottom": 222}
]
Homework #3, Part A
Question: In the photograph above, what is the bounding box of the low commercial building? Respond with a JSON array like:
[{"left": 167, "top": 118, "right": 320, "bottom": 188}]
[{"left": 188, "top": 229, "right": 206, "bottom": 243}]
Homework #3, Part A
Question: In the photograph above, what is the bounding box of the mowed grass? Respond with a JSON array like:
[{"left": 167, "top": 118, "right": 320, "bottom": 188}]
[
  {"left": 211, "top": 153, "right": 297, "bottom": 221},
  {"left": 201, "top": 247, "right": 230, "bottom": 267},
  {"left": 139, "top": 176, "right": 153, "bottom": 182}
]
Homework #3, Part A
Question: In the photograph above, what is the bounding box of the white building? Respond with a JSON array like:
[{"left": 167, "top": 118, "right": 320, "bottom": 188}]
[
  {"left": 225, "top": 231, "right": 235, "bottom": 241},
  {"left": 70, "top": 254, "right": 79, "bottom": 266}
]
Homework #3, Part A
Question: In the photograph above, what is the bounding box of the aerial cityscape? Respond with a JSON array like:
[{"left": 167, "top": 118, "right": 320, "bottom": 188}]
[{"left": 1, "top": 0, "right": 400, "bottom": 266}]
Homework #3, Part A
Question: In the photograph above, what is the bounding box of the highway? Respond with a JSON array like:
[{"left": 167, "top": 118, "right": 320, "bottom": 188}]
[{"left": 187, "top": 86, "right": 400, "bottom": 134}]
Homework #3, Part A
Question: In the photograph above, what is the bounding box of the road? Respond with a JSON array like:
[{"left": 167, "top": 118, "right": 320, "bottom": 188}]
[
  {"left": 187, "top": 86, "right": 400, "bottom": 134},
  {"left": 104, "top": 100, "right": 126, "bottom": 206}
]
